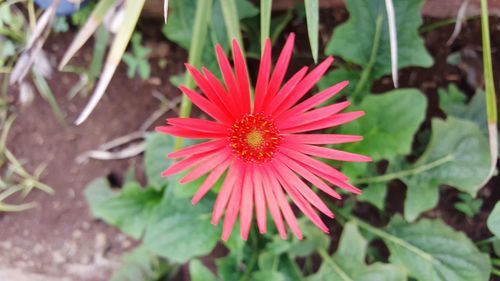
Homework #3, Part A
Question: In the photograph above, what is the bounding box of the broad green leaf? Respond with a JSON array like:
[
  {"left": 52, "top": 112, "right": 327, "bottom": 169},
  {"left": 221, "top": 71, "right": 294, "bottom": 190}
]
[
  {"left": 110, "top": 247, "right": 164, "bottom": 281},
  {"left": 190, "top": 260, "right": 219, "bottom": 281},
  {"left": 304, "top": 0, "right": 319, "bottom": 63},
  {"left": 487, "top": 202, "right": 500, "bottom": 238},
  {"left": 317, "top": 68, "right": 361, "bottom": 101},
  {"left": 288, "top": 219, "right": 330, "bottom": 257},
  {"left": 253, "top": 271, "right": 286, "bottom": 281},
  {"left": 216, "top": 254, "right": 244, "bottom": 281},
  {"left": 385, "top": 216, "right": 491, "bottom": 281},
  {"left": 439, "top": 85, "right": 488, "bottom": 133},
  {"left": 402, "top": 117, "right": 490, "bottom": 220},
  {"left": 144, "top": 133, "right": 173, "bottom": 189},
  {"left": 340, "top": 89, "right": 427, "bottom": 161},
  {"left": 84, "top": 180, "right": 163, "bottom": 239},
  {"left": 326, "top": 0, "right": 433, "bottom": 80},
  {"left": 310, "top": 222, "right": 405, "bottom": 281},
  {"left": 357, "top": 183, "right": 387, "bottom": 210},
  {"left": 143, "top": 190, "right": 221, "bottom": 263}
]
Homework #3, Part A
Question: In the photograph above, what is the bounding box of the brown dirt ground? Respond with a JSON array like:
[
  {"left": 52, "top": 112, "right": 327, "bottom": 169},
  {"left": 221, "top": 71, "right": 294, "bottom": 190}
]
[{"left": 1, "top": 6, "right": 500, "bottom": 281}]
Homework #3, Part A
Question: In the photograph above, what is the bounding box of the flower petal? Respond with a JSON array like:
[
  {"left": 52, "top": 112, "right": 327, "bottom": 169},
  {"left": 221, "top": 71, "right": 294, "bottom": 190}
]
[
  {"left": 259, "top": 166, "right": 287, "bottom": 239},
  {"left": 168, "top": 139, "right": 227, "bottom": 159},
  {"left": 232, "top": 40, "right": 251, "bottom": 114},
  {"left": 212, "top": 162, "right": 240, "bottom": 225},
  {"left": 179, "top": 85, "right": 233, "bottom": 124},
  {"left": 264, "top": 67, "right": 308, "bottom": 115},
  {"left": 192, "top": 158, "right": 232, "bottom": 204},
  {"left": 283, "top": 134, "right": 363, "bottom": 145},
  {"left": 161, "top": 149, "right": 219, "bottom": 177},
  {"left": 180, "top": 150, "right": 231, "bottom": 183},
  {"left": 254, "top": 38, "right": 272, "bottom": 113},
  {"left": 267, "top": 33, "right": 295, "bottom": 99},
  {"left": 156, "top": 126, "right": 225, "bottom": 139},
  {"left": 285, "top": 143, "right": 372, "bottom": 162},
  {"left": 280, "top": 111, "right": 365, "bottom": 134},
  {"left": 167, "top": 118, "right": 229, "bottom": 134},
  {"left": 277, "top": 101, "right": 350, "bottom": 130},
  {"left": 240, "top": 166, "right": 254, "bottom": 240},
  {"left": 253, "top": 167, "right": 267, "bottom": 234},
  {"left": 216, "top": 44, "right": 245, "bottom": 116},
  {"left": 278, "top": 81, "right": 349, "bottom": 120},
  {"left": 222, "top": 165, "right": 244, "bottom": 241}
]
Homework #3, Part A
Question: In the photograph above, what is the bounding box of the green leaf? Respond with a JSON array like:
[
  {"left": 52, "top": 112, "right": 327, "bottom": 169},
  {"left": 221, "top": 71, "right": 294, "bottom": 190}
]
[
  {"left": 288, "top": 219, "right": 330, "bottom": 257},
  {"left": 311, "top": 222, "right": 405, "bottom": 281},
  {"left": 326, "top": 0, "right": 433, "bottom": 80},
  {"left": 84, "top": 180, "right": 164, "bottom": 239},
  {"left": 253, "top": 271, "right": 286, "bottom": 281},
  {"left": 317, "top": 68, "right": 362, "bottom": 102},
  {"left": 453, "top": 193, "right": 483, "bottom": 218},
  {"left": 190, "top": 260, "right": 219, "bottom": 281},
  {"left": 357, "top": 182, "right": 387, "bottom": 210},
  {"left": 384, "top": 216, "right": 491, "bottom": 281},
  {"left": 144, "top": 133, "right": 174, "bottom": 189},
  {"left": 340, "top": 89, "right": 427, "bottom": 162},
  {"left": 143, "top": 190, "right": 221, "bottom": 263},
  {"left": 439, "top": 85, "right": 489, "bottom": 134},
  {"left": 304, "top": 0, "right": 319, "bottom": 63},
  {"left": 110, "top": 247, "right": 164, "bottom": 281},
  {"left": 403, "top": 117, "right": 490, "bottom": 220},
  {"left": 487, "top": 202, "right": 500, "bottom": 238},
  {"left": 216, "top": 254, "right": 244, "bottom": 281}
]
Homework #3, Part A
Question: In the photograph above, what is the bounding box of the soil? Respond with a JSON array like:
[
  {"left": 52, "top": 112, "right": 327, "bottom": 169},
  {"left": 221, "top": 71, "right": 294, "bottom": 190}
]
[{"left": 1, "top": 5, "right": 500, "bottom": 281}]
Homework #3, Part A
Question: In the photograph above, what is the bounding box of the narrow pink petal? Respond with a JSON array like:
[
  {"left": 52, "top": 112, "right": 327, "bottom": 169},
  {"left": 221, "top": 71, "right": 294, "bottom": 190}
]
[
  {"left": 280, "top": 147, "right": 349, "bottom": 181},
  {"left": 161, "top": 150, "right": 219, "bottom": 177},
  {"left": 168, "top": 139, "right": 227, "bottom": 158},
  {"left": 180, "top": 151, "right": 231, "bottom": 184},
  {"left": 240, "top": 165, "right": 254, "bottom": 240},
  {"left": 283, "top": 134, "right": 363, "bottom": 145},
  {"left": 253, "top": 168, "right": 267, "bottom": 234},
  {"left": 266, "top": 33, "right": 295, "bottom": 98},
  {"left": 277, "top": 153, "right": 341, "bottom": 199},
  {"left": 179, "top": 86, "right": 233, "bottom": 124},
  {"left": 263, "top": 67, "right": 308, "bottom": 115},
  {"left": 254, "top": 38, "right": 272, "bottom": 113},
  {"left": 155, "top": 126, "right": 225, "bottom": 139},
  {"left": 202, "top": 67, "right": 240, "bottom": 117},
  {"left": 272, "top": 159, "right": 334, "bottom": 218},
  {"left": 282, "top": 149, "right": 361, "bottom": 194},
  {"left": 192, "top": 158, "right": 232, "bottom": 204},
  {"left": 231, "top": 40, "right": 251, "bottom": 113},
  {"left": 277, "top": 81, "right": 349, "bottom": 120},
  {"left": 280, "top": 111, "right": 365, "bottom": 134},
  {"left": 272, "top": 164, "right": 329, "bottom": 233},
  {"left": 260, "top": 166, "right": 287, "bottom": 239},
  {"left": 212, "top": 162, "right": 240, "bottom": 224},
  {"left": 277, "top": 101, "right": 350, "bottom": 130},
  {"left": 185, "top": 64, "right": 235, "bottom": 118},
  {"left": 215, "top": 45, "right": 245, "bottom": 116},
  {"left": 167, "top": 118, "right": 228, "bottom": 134},
  {"left": 222, "top": 165, "right": 244, "bottom": 241},
  {"left": 273, "top": 57, "right": 334, "bottom": 116},
  {"left": 285, "top": 143, "right": 372, "bottom": 162},
  {"left": 264, "top": 167, "right": 303, "bottom": 240}
]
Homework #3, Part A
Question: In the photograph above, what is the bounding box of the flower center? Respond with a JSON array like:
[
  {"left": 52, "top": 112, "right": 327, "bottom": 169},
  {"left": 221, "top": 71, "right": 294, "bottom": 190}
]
[{"left": 229, "top": 113, "right": 282, "bottom": 163}]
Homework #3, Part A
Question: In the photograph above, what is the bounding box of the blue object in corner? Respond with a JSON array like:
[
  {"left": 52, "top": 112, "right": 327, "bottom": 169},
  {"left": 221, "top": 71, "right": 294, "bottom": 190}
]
[{"left": 34, "top": 0, "right": 89, "bottom": 16}]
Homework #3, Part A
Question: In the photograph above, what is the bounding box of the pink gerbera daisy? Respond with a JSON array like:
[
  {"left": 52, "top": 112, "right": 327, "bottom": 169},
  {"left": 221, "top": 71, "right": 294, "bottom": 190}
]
[{"left": 156, "top": 33, "right": 370, "bottom": 241}]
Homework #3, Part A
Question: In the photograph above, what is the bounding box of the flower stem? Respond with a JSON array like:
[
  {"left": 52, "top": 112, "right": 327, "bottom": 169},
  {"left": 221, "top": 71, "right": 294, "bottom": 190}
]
[
  {"left": 353, "top": 154, "right": 454, "bottom": 184},
  {"left": 352, "top": 15, "right": 383, "bottom": 99},
  {"left": 175, "top": 0, "right": 213, "bottom": 150}
]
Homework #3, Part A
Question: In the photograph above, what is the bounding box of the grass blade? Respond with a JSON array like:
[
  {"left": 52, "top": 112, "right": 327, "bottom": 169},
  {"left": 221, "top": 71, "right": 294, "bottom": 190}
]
[
  {"left": 219, "top": 0, "right": 243, "bottom": 47},
  {"left": 58, "top": 0, "right": 117, "bottom": 70},
  {"left": 175, "top": 0, "right": 213, "bottom": 150},
  {"left": 164, "top": 0, "right": 169, "bottom": 23},
  {"left": 32, "top": 71, "right": 66, "bottom": 126},
  {"left": 305, "top": 0, "right": 319, "bottom": 63},
  {"left": 480, "top": 0, "right": 498, "bottom": 175},
  {"left": 261, "top": 0, "right": 272, "bottom": 50},
  {"left": 385, "top": 0, "right": 398, "bottom": 88},
  {"left": 447, "top": 0, "right": 470, "bottom": 46},
  {"left": 75, "top": 0, "right": 145, "bottom": 125}
]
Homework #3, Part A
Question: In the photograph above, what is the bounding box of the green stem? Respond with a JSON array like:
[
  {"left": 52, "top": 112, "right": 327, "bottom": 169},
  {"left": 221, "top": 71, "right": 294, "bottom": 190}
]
[
  {"left": 492, "top": 267, "right": 500, "bottom": 277},
  {"left": 352, "top": 15, "right": 383, "bottom": 99},
  {"left": 475, "top": 236, "right": 499, "bottom": 246},
  {"left": 240, "top": 227, "right": 259, "bottom": 281},
  {"left": 260, "top": 0, "right": 272, "bottom": 50},
  {"left": 419, "top": 16, "right": 479, "bottom": 33},
  {"left": 353, "top": 218, "right": 434, "bottom": 262},
  {"left": 175, "top": 0, "right": 213, "bottom": 150},
  {"left": 353, "top": 154, "right": 454, "bottom": 184},
  {"left": 480, "top": 0, "right": 497, "bottom": 124},
  {"left": 318, "top": 249, "right": 353, "bottom": 281}
]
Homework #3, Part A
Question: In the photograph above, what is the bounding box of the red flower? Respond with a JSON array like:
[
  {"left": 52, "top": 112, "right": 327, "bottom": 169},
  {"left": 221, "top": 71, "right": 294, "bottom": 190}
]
[{"left": 156, "top": 33, "right": 370, "bottom": 241}]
